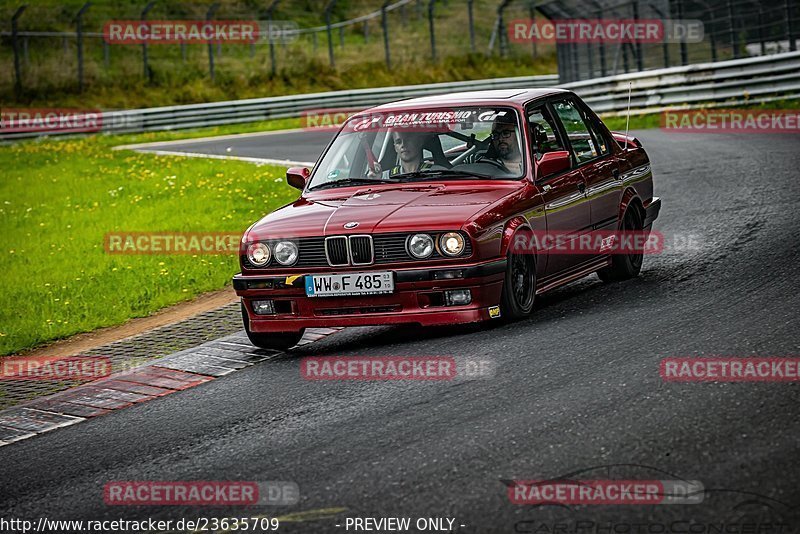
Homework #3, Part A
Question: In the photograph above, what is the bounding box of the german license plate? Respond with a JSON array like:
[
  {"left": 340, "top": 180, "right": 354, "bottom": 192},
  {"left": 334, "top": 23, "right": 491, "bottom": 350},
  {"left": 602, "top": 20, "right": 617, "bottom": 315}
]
[{"left": 305, "top": 271, "right": 394, "bottom": 297}]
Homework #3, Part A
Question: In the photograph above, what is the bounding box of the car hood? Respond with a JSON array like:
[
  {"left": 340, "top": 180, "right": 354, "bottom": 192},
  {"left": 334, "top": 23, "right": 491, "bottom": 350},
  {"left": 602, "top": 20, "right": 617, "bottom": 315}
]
[{"left": 245, "top": 182, "right": 522, "bottom": 240}]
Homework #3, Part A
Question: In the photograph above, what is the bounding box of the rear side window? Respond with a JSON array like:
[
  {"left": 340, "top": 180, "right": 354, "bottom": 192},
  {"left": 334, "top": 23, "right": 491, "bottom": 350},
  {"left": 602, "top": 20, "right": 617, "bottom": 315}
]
[
  {"left": 527, "top": 106, "right": 566, "bottom": 160},
  {"left": 552, "top": 99, "right": 608, "bottom": 164}
]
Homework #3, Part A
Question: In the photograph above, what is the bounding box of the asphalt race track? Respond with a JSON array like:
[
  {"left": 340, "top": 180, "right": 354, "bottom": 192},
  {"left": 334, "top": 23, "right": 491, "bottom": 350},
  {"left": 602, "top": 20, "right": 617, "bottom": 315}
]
[{"left": 1, "top": 129, "right": 799, "bottom": 532}]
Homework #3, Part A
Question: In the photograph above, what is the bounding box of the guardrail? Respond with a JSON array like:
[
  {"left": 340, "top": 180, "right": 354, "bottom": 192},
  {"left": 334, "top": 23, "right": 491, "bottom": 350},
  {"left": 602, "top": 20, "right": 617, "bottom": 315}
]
[
  {"left": 2, "top": 51, "right": 799, "bottom": 141},
  {"left": 568, "top": 50, "right": 800, "bottom": 115}
]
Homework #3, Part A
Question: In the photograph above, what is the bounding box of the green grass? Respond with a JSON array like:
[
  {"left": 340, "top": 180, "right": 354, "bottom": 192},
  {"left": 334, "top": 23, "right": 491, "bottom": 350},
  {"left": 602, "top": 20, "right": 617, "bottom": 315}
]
[{"left": 0, "top": 132, "right": 297, "bottom": 356}]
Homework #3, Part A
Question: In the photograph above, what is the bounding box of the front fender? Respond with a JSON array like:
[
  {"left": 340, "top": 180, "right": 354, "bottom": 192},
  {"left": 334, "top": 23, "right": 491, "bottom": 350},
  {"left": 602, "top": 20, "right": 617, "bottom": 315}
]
[{"left": 500, "top": 216, "right": 531, "bottom": 258}]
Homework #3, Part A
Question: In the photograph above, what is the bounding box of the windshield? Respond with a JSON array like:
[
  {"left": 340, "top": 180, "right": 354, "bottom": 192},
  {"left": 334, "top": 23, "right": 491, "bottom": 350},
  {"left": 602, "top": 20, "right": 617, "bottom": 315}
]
[{"left": 308, "top": 106, "right": 526, "bottom": 190}]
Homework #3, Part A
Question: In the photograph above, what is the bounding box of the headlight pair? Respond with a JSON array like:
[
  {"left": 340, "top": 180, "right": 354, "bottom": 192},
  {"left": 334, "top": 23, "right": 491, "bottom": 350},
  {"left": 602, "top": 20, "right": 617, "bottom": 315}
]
[
  {"left": 246, "top": 241, "right": 298, "bottom": 266},
  {"left": 406, "top": 232, "right": 466, "bottom": 259}
]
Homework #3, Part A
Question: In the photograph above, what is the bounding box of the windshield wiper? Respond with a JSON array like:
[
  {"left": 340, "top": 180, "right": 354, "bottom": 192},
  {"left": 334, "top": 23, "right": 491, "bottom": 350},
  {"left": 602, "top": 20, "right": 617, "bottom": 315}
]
[
  {"left": 308, "top": 177, "right": 397, "bottom": 191},
  {"left": 392, "top": 169, "right": 494, "bottom": 181}
]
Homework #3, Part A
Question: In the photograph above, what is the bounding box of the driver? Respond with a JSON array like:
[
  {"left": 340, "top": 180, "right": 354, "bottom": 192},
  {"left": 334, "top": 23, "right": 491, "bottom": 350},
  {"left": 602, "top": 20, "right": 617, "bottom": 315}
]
[{"left": 479, "top": 113, "right": 523, "bottom": 174}]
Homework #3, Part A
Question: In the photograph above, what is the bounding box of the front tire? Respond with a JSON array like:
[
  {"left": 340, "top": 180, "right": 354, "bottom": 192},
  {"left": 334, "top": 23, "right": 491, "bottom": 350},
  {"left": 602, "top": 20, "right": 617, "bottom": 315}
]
[
  {"left": 597, "top": 205, "right": 644, "bottom": 282},
  {"left": 241, "top": 303, "right": 303, "bottom": 351},
  {"left": 500, "top": 250, "right": 536, "bottom": 320}
]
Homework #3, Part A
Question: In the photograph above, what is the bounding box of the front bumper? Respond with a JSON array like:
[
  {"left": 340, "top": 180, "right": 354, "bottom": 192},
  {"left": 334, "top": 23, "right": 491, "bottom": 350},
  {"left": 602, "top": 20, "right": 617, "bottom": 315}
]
[{"left": 234, "top": 259, "right": 506, "bottom": 333}]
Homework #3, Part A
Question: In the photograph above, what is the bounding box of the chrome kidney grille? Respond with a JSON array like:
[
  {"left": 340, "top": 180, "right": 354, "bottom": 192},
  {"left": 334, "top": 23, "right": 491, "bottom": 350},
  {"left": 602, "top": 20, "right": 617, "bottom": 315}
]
[
  {"left": 349, "top": 235, "right": 374, "bottom": 265},
  {"left": 324, "top": 236, "right": 350, "bottom": 266},
  {"left": 324, "top": 235, "right": 374, "bottom": 266}
]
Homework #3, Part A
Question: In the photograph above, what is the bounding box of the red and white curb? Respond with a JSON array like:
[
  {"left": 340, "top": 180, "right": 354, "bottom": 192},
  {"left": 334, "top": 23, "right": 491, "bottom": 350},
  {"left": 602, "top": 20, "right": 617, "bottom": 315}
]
[{"left": 0, "top": 328, "right": 341, "bottom": 447}]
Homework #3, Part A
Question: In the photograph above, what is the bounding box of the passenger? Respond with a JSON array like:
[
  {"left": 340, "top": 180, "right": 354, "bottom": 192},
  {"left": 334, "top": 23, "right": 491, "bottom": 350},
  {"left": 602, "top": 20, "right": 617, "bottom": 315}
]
[{"left": 367, "top": 131, "right": 433, "bottom": 178}]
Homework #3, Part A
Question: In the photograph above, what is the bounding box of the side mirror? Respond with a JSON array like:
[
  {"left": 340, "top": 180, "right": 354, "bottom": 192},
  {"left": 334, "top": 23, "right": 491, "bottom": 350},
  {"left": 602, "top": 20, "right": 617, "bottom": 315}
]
[
  {"left": 536, "top": 150, "right": 571, "bottom": 180},
  {"left": 286, "top": 167, "right": 310, "bottom": 191}
]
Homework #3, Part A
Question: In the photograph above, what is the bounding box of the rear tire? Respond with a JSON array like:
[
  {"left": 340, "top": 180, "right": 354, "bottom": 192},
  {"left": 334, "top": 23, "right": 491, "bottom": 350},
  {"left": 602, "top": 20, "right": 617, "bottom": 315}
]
[
  {"left": 597, "top": 205, "right": 644, "bottom": 282},
  {"left": 241, "top": 303, "right": 303, "bottom": 351},
  {"left": 500, "top": 250, "right": 536, "bottom": 320}
]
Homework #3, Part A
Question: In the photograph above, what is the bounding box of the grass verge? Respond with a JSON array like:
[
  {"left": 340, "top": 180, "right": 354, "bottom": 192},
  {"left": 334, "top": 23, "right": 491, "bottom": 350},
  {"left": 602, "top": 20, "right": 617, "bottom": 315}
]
[{"left": 0, "top": 132, "right": 296, "bottom": 356}]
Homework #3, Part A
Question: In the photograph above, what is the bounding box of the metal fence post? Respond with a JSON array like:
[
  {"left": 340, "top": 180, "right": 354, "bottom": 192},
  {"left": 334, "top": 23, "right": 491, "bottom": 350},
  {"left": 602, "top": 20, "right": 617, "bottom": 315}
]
[
  {"left": 591, "top": 1, "right": 607, "bottom": 76},
  {"left": 727, "top": 0, "right": 739, "bottom": 58},
  {"left": 382, "top": 0, "right": 391, "bottom": 69},
  {"left": 497, "top": 0, "right": 512, "bottom": 58},
  {"left": 632, "top": 0, "right": 644, "bottom": 70},
  {"left": 428, "top": 0, "right": 437, "bottom": 60},
  {"left": 11, "top": 5, "right": 27, "bottom": 99},
  {"left": 675, "top": 0, "right": 687, "bottom": 65},
  {"left": 325, "top": 0, "right": 337, "bottom": 67},
  {"left": 756, "top": 3, "right": 765, "bottom": 56},
  {"left": 75, "top": 2, "right": 91, "bottom": 92},
  {"left": 467, "top": 0, "right": 475, "bottom": 52},
  {"left": 648, "top": 3, "right": 669, "bottom": 67},
  {"left": 141, "top": 1, "right": 156, "bottom": 81},
  {"left": 528, "top": 1, "right": 536, "bottom": 57},
  {"left": 700, "top": 1, "right": 718, "bottom": 62},
  {"left": 267, "top": 0, "right": 280, "bottom": 77},
  {"left": 206, "top": 3, "right": 219, "bottom": 81},
  {"left": 787, "top": 0, "right": 797, "bottom": 51}
]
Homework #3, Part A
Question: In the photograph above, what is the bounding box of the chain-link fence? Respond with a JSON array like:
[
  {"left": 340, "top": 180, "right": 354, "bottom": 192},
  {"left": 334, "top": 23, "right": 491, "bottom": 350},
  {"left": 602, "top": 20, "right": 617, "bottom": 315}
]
[
  {"left": 540, "top": 0, "right": 800, "bottom": 82},
  {"left": 0, "top": 0, "right": 558, "bottom": 102},
  {"left": 1, "top": 0, "right": 798, "bottom": 101}
]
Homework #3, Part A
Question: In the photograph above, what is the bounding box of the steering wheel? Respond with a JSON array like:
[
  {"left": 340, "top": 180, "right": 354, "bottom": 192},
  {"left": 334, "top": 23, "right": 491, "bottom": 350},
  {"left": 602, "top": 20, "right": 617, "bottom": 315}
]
[{"left": 476, "top": 156, "right": 509, "bottom": 171}]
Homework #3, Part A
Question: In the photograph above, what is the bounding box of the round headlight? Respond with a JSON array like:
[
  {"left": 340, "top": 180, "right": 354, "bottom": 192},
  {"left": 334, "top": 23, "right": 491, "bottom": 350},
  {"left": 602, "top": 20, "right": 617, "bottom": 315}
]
[
  {"left": 440, "top": 232, "right": 465, "bottom": 257},
  {"left": 247, "top": 242, "right": 271, "bottom": 266},
  {"left": 407, "top": 234, "right": 434, "bottom": 259},
  {"left": 274, "top": 241, "right": 299, "bottom": 266}
]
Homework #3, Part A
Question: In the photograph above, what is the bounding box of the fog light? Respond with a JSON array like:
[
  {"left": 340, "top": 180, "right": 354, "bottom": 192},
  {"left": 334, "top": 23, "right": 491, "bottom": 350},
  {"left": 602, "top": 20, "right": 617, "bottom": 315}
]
[
  {"left": 444, "top": 289, "right": 472, "bottom": 306},
  {"left": 252, "top": 300, "right": 275, "bottom": 315}
]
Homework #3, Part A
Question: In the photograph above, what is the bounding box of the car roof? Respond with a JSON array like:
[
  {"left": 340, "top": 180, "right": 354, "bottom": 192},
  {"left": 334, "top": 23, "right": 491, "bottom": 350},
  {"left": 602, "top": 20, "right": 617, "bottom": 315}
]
[{"left": 365, "top": 88, "right": 571, "bottom": 112}]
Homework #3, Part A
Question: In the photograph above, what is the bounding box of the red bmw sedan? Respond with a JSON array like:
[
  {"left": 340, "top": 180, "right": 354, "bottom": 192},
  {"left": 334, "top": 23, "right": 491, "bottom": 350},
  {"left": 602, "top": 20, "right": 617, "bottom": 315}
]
[{"left": 233, "top": 89, "right": 661, "bottom": 349}]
